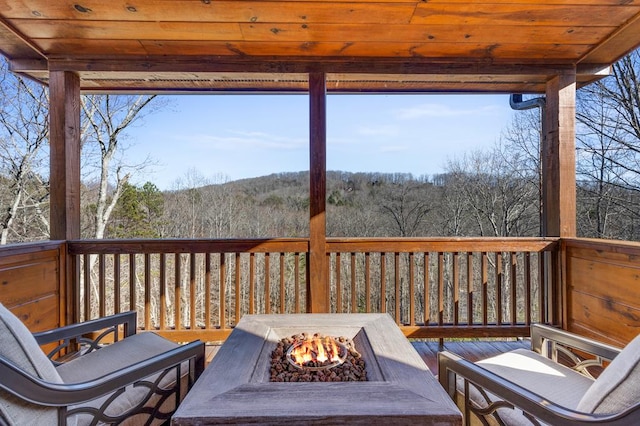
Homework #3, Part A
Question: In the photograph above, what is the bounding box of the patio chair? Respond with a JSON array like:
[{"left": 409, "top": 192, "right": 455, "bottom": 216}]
[
  {"left": 438, "top": 324, "right": 640, "bottom": 425},
  {"left": 0, "top": 303, "right": 205, "bottom": 425}
]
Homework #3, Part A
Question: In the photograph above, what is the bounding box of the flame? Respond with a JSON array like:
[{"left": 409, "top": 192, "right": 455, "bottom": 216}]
[{"left": 289, "top": 336, "right": 342, "bottom": 366}]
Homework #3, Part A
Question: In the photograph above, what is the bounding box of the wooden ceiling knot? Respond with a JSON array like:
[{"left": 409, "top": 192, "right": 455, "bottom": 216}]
[{"left": 73, "top": 4, "right": 91, "bottom": 14}]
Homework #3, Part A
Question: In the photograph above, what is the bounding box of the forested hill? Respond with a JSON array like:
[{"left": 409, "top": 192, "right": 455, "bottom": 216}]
[
  {"left": 105, "top": 170, "right": 539, "bottom": 240},
  {"left": 100, "top": 168, "right": 640, "bottom": 242}
]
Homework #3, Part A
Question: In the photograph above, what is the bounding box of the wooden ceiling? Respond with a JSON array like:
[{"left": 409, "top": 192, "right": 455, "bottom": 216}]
[{"left": 1, "top": 1, "right": 639, "bottom": 93}]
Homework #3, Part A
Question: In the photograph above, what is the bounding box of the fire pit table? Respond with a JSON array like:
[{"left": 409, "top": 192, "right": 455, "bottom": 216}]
[{"left": 172, "top": 313, "right": 462, "bottom": 425}]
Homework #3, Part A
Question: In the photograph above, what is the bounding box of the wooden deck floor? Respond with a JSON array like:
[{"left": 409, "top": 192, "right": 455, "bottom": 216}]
[{"left": 205, "top": 339, "right": 530, "bottom": 376}]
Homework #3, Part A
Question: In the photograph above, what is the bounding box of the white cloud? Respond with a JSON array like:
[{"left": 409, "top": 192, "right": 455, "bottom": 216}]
[
  {"left": 181, "top": 130, "right": 306, "bottom": 151},
  {"left": 394, "top": 103, "right": 502, "bottom": 120},
  {"left": 379, "top": 144, "right": 408, "bottom": 153},
  {"left": 356, "top": 124, "right": 399, "bottom": 137}
]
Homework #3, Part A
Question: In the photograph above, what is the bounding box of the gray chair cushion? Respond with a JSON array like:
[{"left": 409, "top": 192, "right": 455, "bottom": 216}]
[
  {"left": 57, "top": 332, "right": 189, "bottom": 426},
  {"left": 477, "top": 348, "right": 594, "bottom": 409},
  {"left": 577, "top": 333, "right": 640, "bottom": 415},
  {"left": 0, "top": 302, "right": 63, "bottom": 425},
  {"left": 459, "top": 348, "right": 595, "bottom": 426}
]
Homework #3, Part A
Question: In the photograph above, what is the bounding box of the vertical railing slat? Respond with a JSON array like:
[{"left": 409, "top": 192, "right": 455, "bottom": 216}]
[
  {"left": 350, "top": 253, "right": 356, "bottom": 313},
  {"left": 174, "top": 253, "right": 181, "bottom": 330},
  {"left": 145, "top": 253, "right": 152, "bottom": 330},
  {"left": 130, "top": 254, "right": 137, "bottom": 314},
  {"left": 496, "top": 252, "right": 503, "bottom": 325},
  {"left": 423, "top": 252, "right": 429, "bottom": 326},
  {"left": 205, "top": 253, "right": 211, "bottom": 329},
  {"left": 482, "top": 252, "right": 488, "bottom": 326},
  {"left": 438, "top": 252, "right": 444, "bottom": 326},
  {"left": 335, "top": 252, "right": 342, "bottom": 313},
  {"left": 409, "top": 252, "right": 415, "bottom": 326},
  {"left": 365, "top": 252, "right": 371, "bottom": 313},
  {"left": 98, "top": 253, "right": 105, "bottom": 318},
  {"left": 467, "top": 252, "right": 473, "bottom": 326},
  {"left": 525, "top": 252, "right": 532, "bottom": 325},
  {"left": 539, "top": 252, "right": 545, "bottom": 323},
  {"left": 159, "top": 253, "right": 166, "bottom": 331},
  {"left": 394, "top": 252, "right": 400, "bottom": 324},
  {"left": 114, "top": 254, "right": 121, "bottom": 314},
  {"left": 453, "top": 252, "right": 459, "bottom": 326},
  {"left": 236, "top": 252, "right": 241, "bottom": 323},
  {"left": 189, "top": 253, "right": 196, "bottom": 331},
  {"left": 220, "top": 253, "right": 226, "bottom": 328},
  {"left": 510, "top": 252, "right": 517, "bottom": 325},
  {"left": 83, "top": 253, "right": 90, "bottom": 321},
  {"left": 380, "top": 252, "right": 386, "bottom": 314},
  {"left": 264, "top": 253, "right": 270, "bottom": 315},
  {"left": 249, "top": 253, "right": 255, "bottom": 314},
  {"left": 280, "top": 253, "right": 285, "bottom": 313},
  {"left": 294, "top": 253, "right": 300, "bottom": 313}
]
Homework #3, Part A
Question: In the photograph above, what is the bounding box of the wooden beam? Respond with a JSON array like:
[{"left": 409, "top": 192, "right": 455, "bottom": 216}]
[
  {"left": 48, "top": 57, "right": 577, "bottom": 76},
  {"left": 49, "top": 70, "right": 81, "bottom": 240},
  {"left": 308, "top": 71, "right": 328, "bottom": 313},
  {"left": 542, "top": 71, "right": 576, "bottom": 238}
]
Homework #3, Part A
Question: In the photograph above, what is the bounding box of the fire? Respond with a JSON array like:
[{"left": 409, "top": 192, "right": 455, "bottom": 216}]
[{"left": 287, "top": 335, "right": 345, "bottom": 368}]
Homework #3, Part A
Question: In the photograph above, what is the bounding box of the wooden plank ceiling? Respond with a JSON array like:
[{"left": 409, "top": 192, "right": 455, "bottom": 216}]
[{"left": 0, "top": 0, "right": 640, "bottom": 93}]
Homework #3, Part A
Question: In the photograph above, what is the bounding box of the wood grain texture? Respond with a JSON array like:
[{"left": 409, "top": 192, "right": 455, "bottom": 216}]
[
  {"left": 0, "top": 242, "right": 65, "bottom": 336},
  {"left": 1, "top": 1, "right": 639, "bottom": 92},
  {"left": 49, "top": 70, "right": 81, "bottom": 240},
  {"left": 308, "top": 72, "right": 328, "bottom": 312},
  {"left": 564, "top": 238, "right": 640, "bottom": 346},
  {"left": 542, "top": 72, "right": 577, "bottom": 237}
]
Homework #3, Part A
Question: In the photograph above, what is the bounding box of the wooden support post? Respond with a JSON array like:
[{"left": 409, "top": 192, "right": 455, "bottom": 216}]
[
  {"left": 542, "top": 71, "right": 577, "bottom": 238},
  {"left": 308, "top": 72, "right": 329, "bottom": 313},
  {"left": 49, "top": 71, "right": 81, "bottom": 240},
  {"left": 49, "top": 70, "right": 81, "bottom": 325}
]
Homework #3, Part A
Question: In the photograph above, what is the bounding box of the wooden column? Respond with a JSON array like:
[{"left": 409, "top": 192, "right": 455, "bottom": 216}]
[
  {"left": 308, "top": 72, "right": 329, "bottom": 313},
  {"left": 49, "top": 70, "right": 81, "bottom": 325},
  {"left": 542, "top": 71, "right": 577, "bottom": 238},
  {"left": 49, "top": 70, "right": 81, "bottom": 240}
]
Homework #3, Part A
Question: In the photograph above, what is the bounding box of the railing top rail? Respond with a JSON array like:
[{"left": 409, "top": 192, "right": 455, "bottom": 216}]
[
  {"left": 0, "top": 240, "right": 65, "bottom": 257},
  {"left": 66, "top": 237, "right": 560, "bottom": 255},
  {"left": 563, "top": 237, "right": 640, "bottom": 254},
  {"left": 327, "top": 237, "right": 559, "bottom": 253},
  {"left": 67, "top": 238, "right": 310, "bottom": 255}
]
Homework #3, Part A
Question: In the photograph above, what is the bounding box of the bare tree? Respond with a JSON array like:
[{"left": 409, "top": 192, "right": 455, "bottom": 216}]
[
  {"left": 444, "top": 144, "right": 539, "bottom": 238},
  {"left": 576, "top": 48, "right": 640, "bottom": 239},
  {"left": 378, "top": 178, "right": 432, "bottom": 237},
  {"left": 0, "top": 59, "right": 49, "bottom": 244},
  {"left": 81, "top": 94, "right": 160, "bottom": 239}
]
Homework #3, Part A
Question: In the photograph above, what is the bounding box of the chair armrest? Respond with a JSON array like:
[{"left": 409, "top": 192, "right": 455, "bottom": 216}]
[
  {"left": 33, "top": 311, "right": 137, "bottom": 346},
  {"left": 33, "top": 311, "right": 138, "bottom": 360},
  {"left": 438, "top": 350, "right": 640, "bottom": 426},
  {"left": 0, "top": 339, "right": 204, "bottom": 406},
  {"left": 531, "top": 324, "right": 622, "bottom": 362}
]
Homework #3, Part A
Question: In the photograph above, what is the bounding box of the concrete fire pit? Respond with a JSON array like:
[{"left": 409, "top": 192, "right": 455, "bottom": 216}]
[{"left": 172, "top": 313, "right": 461, "bottom": 425}]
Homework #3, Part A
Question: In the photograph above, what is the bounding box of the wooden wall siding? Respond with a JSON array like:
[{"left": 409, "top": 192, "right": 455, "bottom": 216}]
[
  {"left": 68, "top": 237, "right": 558, "bottom": 342},
  {"left": 563, "top": 238, "right": 640, "bottom": 347},
  {"left": 0, "top": 241, "right": 65, "bottom": 333}
]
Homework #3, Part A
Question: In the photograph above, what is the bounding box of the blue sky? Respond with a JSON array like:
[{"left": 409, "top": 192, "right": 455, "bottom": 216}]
[{"left": 125, "top": 93, "right": 514, "bottom": 190}]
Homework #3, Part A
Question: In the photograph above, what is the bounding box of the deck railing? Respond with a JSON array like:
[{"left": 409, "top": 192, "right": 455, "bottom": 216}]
[{"left": 68, "top": 237, "right": 560, "bottom": 341}]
